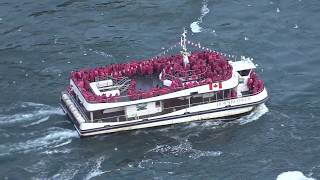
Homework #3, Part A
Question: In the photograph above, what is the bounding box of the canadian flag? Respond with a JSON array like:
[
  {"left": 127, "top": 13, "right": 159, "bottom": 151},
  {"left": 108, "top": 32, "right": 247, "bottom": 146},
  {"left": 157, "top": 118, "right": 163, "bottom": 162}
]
[{"left": 209, "top": 82, "right": 222, "bottom": 90}]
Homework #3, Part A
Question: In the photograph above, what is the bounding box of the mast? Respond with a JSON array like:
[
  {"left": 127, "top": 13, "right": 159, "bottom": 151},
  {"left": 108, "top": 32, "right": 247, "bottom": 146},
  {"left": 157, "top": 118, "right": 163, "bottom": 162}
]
[{"left": 180, "top": 28, "right": 190, "bottom": 66}]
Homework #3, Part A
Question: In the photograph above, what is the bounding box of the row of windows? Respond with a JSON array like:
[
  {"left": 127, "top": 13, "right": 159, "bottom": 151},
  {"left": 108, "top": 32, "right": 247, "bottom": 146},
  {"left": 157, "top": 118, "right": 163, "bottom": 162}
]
[{"left": 237, "top": 69, "right": 251, "bottom": 76}]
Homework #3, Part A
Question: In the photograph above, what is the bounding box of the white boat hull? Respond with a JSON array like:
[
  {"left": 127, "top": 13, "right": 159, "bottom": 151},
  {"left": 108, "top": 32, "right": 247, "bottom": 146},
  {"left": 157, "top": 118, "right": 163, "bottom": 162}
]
[
  {"left": 61, "top": 88, "right": 268, "bottom": 137},
  {"left": 77, "top": 106, "right": 254, "bottom": 136}
]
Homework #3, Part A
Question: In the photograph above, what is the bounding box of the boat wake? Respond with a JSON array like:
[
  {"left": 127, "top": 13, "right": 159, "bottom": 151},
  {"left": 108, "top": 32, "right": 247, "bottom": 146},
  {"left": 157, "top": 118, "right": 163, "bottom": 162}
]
[
  {"left": 147, "top": 137, "right": 222, "bottom": 159},
  {"left": 31, "top": 156, "right": 107, "bottom": 180},
  {"left": 0, "top": 102, "right": 64, "bottom": 126},
  {"left": 84, "top": 156, "right": 108, "bottom": 180},
  {"left": 236, "top": 103, "right": 269, "bottom": 125},
  {"left": 137, "top": 158, "right": 182, "bottom": 169},
  {"left": 28, "top": 158, "right": 80, "bottom": 180},
  {"left": 277, "top": 171, "right": 315, "bottom": 180},
  {"left": 41, "top": 148, "right": 71, "bottom": 155},
  {"left": 181, "top": 104, "right": 268, "bottom": 130},
  {"left": 153, "top": 104, "right": 268, "bottom": 136},
  {"left": 0, "top": 127, "right": 78, "bottom": 156},
  {"left": 190, "top": 0, "right": 211, "bottom": 33}
]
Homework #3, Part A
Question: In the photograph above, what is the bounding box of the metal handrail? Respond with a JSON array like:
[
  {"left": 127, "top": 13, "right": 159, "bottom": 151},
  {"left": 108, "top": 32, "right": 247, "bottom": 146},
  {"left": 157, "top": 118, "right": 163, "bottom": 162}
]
[
  {"left": 93, "top": 88, "right": 264, "bottom": 123},
  {"left": 162, "top": 67, "right": 208, "bottom": 82},
  {"left": 75, "top": 75, "right": 243, "bottom": 104},
  {"left": 65, "top": 91, "right": 90, "bottom": 122}
]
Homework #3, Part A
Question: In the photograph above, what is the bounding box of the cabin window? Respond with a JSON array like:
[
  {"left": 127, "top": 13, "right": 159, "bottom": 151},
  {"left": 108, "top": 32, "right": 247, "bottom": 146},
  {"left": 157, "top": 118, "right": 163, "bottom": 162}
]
[
  {"left": 136, "top": 103, "right": 148, "bottom": 111},
  {"left": 163, "top": 98, "right": 188, "bottom": 111},
  {"left": 190, "top": 92, "right": 198, "bottom": 96},
  {"left": 238, "top": 69, "right": 251, "bottom": 76},
  {"left": 156, "top": 101, "right": 161, "bottom": 108},
  {"left": 190, "top": 96, "right": 203, "bottom": 106}
]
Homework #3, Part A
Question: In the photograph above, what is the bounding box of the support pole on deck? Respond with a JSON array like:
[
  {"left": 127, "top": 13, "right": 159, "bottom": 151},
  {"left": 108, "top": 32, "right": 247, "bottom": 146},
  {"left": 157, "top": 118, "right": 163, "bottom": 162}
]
[
  {"left": 215, "top": 93, "right": 218, "bottom": 102},
  {"left": 90, "top": 112, "right": 93, "bottom": 123}
]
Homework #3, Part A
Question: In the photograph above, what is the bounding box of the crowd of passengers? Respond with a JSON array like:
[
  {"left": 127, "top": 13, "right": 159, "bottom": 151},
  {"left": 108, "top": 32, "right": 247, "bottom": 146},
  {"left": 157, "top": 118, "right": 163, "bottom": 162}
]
[
  {"left": 69, "top": 51, "right": 263, "bottom": 103},
  {"left": 247, "top": 70, "right": 265, "bottom": 95}
]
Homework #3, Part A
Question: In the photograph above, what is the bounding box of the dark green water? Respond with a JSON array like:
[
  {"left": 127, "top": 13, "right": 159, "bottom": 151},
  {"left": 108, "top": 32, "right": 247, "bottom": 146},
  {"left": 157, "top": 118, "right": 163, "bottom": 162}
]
[{"left": 0, "top": 0, "right": 319, "bottom": 179}]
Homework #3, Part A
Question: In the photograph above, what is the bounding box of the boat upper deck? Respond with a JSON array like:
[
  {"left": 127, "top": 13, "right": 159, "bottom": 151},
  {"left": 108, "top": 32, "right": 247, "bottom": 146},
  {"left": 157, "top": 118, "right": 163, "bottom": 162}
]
[{"left": 68, "top": 51, "right": 236, "bottom": 104}]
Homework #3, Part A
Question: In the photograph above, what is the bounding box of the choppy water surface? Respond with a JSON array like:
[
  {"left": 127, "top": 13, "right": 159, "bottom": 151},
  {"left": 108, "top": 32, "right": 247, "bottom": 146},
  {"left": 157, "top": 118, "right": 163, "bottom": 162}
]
[{"left": 0, "top": 0, "right": 320, "bottom": 179}]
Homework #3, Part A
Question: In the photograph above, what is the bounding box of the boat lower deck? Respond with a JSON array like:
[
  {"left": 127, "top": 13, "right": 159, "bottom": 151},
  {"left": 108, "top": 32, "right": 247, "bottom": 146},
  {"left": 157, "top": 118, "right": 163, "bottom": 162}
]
[
  {"left": 68, "top": 89, "right": 239, "bottom": 123},
  {"left": 61, "top": 88, "right": 268, "bottom": 136},
  {"left": 61, "top": 99, "right": 263, "bottom": 137}
]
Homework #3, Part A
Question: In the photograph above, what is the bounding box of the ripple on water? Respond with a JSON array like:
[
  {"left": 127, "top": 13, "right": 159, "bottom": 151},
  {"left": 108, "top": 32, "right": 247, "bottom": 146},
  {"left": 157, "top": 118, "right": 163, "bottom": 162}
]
[
  {"left": 0, "top": 102, "right": 64, "bottom": 126},
  {"left": 190, "top": 0, "right": 211, "bottom": 33},
  {"left": 84, "top": 156, "right": 108, "bottom": 180},
  {"left": 137, "top": 158, "right": 182, "bottom": 169},
  {"left": 147, "top": 137, "right": 222, "bottom": 160},
  {"left": 0, "top": 127, "right": 78, "bottom": 156}
]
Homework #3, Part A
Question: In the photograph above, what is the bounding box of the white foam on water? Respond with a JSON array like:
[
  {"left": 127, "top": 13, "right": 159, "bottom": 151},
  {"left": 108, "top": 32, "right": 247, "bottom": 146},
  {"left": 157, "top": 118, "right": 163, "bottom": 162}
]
[
  {"left": 156, "top": 125, "right": 175, "bottom": 132},
  {"left": 190, "top": 0, "right": 210, "bottom": 33},
  {"left": 131, "top": 129, "right": 149, "bottom": 135},
  {"left": 0, "top": 102, "right": 64, "bottom": 125},
  {"left": 0, "top": 127, "right": 78, "bottom": 156},
  {"left": 21, "top": 102, "right": 45, "bottom": 107},
  {"left": 54, "top": 36, "right": 59, "bottom": 44},
  {"left": 201, "top": 120, "right": 223, "bottom": 127},
  {"left": 41, "top": 148, "right": 71, "bottom": 155},
  {"left": 24, "top": 116, "right": 50, "bottom": 127},
  {"left": 148, "top": 138, "right": 222, "bottom": 159},
  {"left": 24, "top": 159, "right": 48, "bottom": 177},
  {"left": 137, "top": 159, "right": 182, "bottom": 169},
  {"left": 93, "top": 50, "right": 113, "bottom": 58},
  {"left": 237, "top": 104, "right": 269, "bottom": 125},
  {"left": 184, "top": 122, "right": 199, "bottom": 129},
  {"left": 26, "top": 159, "right": 80, "bottom": 180},
  {"left": 183, "top": 119, "right": 225, "bottom": 131},
  {"left": 190, "top": 21, "right": 203, "bottom": 33},
  {"left": 52, "top": 139, "right": 73, "bottom": 148},
  {"left": 51, "top": 169, "right": 79, "bottom": 180},
  {"left": 84, "top": 156, "right": 108, "bottom": 180},
  {"left": 48, "top": 163, "right": 80, "bottom": 180},
  {"left": 277, "top": 171, "right": 315, "bottom": 180},
  {"left": 0, "top": 102, "right": 37, "bottom": 112}
]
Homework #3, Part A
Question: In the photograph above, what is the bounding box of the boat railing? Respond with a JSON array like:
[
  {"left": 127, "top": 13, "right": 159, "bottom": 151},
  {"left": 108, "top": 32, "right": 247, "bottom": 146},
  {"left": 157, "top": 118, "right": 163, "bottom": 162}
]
[
  {"left": 77, "top": 74, "right": 234, "bottom": 104},
  {"left": 94, "top": 76, "right": 131, "bottom": 94},
  {"left": 162, "top": 68, "right": 208, "bottom": 82},
  {"left": 95, "top": 76, "right": 130, "bottom": 86},
  {"left": 73, "top": 72, "right": 242, "bottom": 104},
  {"left": 115, "top": 76, "right": 131, "bottom": 85},
  {"left": 64, "top": 91, "right": 90, "bottom": 122},
  {"left": 93, "top": 88, "right": 264, "bottom": 123}
]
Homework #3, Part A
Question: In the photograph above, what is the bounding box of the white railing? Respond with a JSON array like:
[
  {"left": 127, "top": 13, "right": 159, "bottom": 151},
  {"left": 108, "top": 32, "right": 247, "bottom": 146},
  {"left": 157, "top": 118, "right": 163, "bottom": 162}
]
[{"left": 93, "top": 88, "right": 264, "bottom": 123}]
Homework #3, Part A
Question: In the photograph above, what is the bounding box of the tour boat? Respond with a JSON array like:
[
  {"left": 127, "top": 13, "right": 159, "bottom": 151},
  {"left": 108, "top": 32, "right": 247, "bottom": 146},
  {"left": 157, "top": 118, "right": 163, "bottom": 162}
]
[{"left": 60, "top": 30, "right": 268, "bottom": 137}]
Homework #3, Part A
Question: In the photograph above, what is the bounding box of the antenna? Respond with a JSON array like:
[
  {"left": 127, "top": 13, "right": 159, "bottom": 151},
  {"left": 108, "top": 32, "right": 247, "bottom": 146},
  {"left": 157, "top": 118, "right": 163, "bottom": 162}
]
[
  {"left": 181, "top": 28, "right": 188, "bottom": 52},
  {"left": 180, "top": 28, "right": 190, "bottom": 66}
]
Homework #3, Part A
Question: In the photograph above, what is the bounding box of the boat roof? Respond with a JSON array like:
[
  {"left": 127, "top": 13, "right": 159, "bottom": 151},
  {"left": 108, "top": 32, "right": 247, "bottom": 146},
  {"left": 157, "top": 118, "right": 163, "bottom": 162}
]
[
  {"left": 67, "top": 29, "right": 260, "bottom": 108},
  {"left": 229, "top": 58, "right": 256, "bottom": 71},
  {"left": 71, "top": 73, "right": 239, "bottom": 111}
]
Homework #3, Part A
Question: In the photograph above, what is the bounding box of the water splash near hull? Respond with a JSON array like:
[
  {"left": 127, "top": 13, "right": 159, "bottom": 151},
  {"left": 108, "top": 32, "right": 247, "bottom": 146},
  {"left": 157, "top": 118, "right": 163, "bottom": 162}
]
[{"left": 237, "top": 104, "right": 269, "bottom": 125}]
